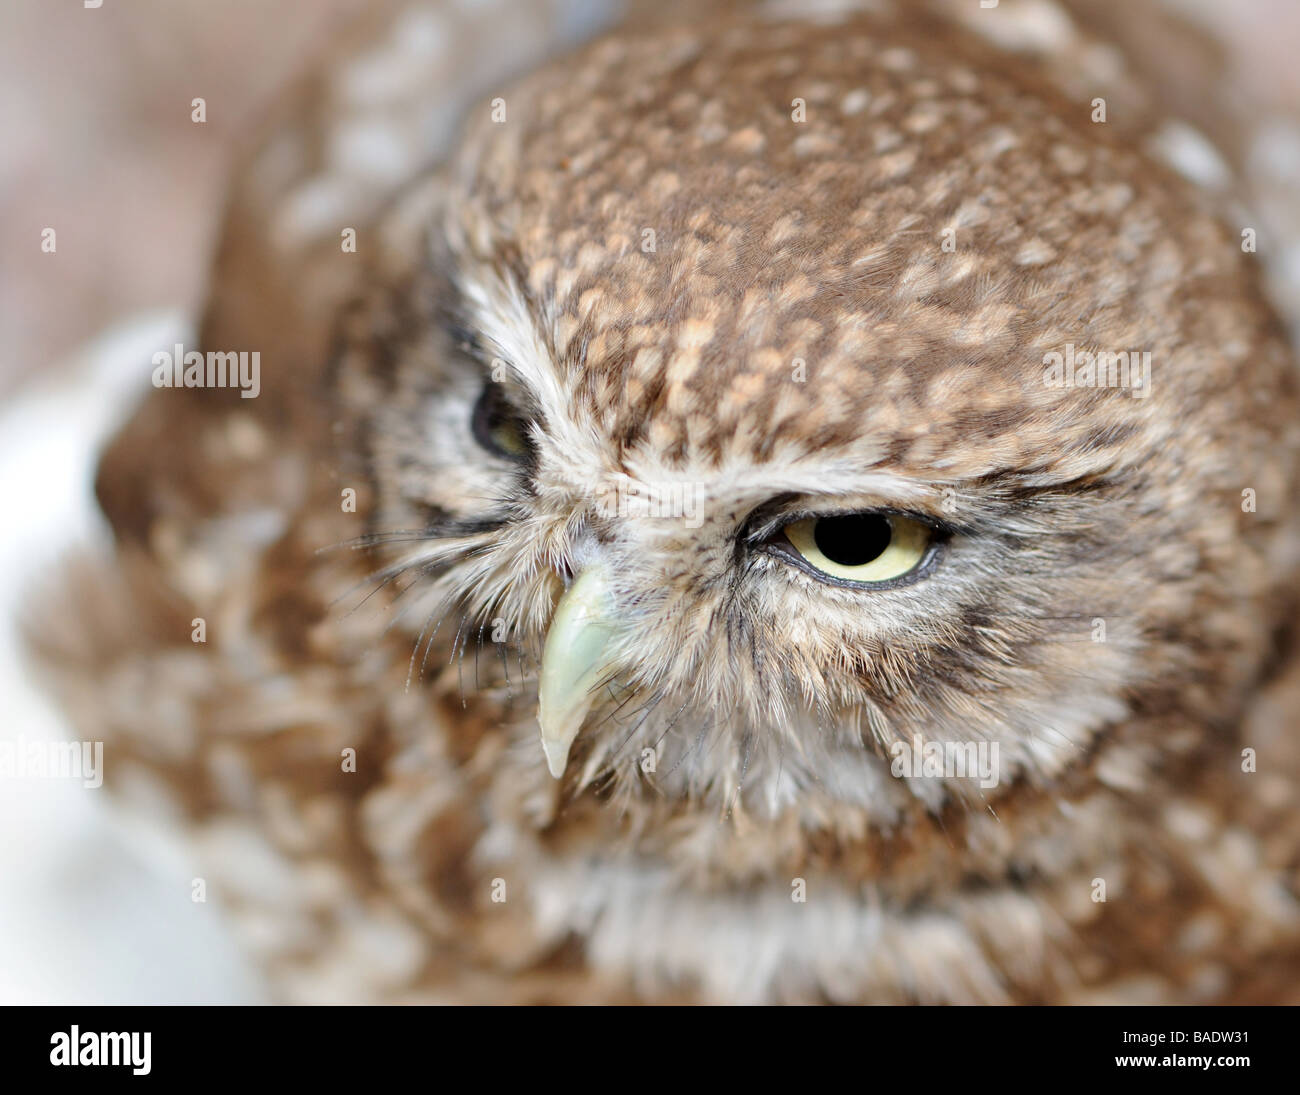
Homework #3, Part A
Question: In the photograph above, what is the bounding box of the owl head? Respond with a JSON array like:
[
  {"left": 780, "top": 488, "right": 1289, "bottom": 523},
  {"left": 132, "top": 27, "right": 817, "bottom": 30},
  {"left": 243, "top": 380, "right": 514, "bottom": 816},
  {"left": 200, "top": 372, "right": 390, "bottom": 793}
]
[{"left": 338, "top": 14, "right": 1300, "bottom": 823}]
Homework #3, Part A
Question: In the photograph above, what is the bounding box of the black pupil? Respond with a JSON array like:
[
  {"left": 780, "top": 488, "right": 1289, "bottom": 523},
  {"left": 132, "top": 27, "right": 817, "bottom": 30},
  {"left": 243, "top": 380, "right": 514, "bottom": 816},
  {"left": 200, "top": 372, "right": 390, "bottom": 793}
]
[{"left": 813, "top": 514, "right": 892, "bottom": 566}]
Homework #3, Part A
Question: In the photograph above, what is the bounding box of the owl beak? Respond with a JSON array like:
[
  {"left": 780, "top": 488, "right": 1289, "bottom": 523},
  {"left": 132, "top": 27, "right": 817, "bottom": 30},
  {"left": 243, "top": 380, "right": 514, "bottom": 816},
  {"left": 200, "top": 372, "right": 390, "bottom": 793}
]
[{"left": 537, "top": 565, "right": 618, "bottom": 778}]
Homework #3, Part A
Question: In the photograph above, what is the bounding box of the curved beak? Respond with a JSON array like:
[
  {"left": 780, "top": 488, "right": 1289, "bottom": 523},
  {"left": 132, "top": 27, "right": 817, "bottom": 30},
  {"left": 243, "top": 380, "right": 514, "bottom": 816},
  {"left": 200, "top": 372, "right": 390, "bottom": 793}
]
[{"left": 537, "top": 565, "right": 618, "bottom": 778}]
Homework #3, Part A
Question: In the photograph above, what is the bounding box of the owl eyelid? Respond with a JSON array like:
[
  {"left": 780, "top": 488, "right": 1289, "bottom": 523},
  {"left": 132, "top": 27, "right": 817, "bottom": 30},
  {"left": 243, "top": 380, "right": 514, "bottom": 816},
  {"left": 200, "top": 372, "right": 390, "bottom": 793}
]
[{"left": 740, "top": 502, "right": 949, "bottom": 547}]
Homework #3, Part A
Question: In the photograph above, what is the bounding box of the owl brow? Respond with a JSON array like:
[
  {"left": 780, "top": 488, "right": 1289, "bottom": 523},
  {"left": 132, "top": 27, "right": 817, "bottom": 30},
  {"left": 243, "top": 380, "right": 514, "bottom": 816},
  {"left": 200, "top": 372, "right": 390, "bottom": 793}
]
[
  {"left": 436, "top": 293, "right": 494, "bottom": 372},
  {"left": 439, "top": 300, "right": 545, "bottom": 417},
  {"left": 971, "top": 466, "right": 1122, "bottom": 498},
  {"left": 441, "top": 311, "right": 499, "bottom": 379},
  {"left": 443, "top": 317, "right": 482, "bottom": 356}
]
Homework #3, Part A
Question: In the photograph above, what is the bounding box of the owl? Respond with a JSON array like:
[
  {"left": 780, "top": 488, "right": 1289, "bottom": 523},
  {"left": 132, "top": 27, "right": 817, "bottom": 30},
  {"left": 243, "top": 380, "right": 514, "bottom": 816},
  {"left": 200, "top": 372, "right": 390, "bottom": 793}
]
[{"left": 31, "top": 0, "right": 1300, "bottom": 1004}]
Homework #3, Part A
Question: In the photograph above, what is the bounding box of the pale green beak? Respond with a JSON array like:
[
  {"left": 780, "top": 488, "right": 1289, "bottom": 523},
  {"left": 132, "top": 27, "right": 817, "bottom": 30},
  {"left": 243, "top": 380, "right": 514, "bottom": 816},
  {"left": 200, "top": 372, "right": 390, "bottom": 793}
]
[{"left": 537, "top": 566, "right": 619, "bottom": 778}]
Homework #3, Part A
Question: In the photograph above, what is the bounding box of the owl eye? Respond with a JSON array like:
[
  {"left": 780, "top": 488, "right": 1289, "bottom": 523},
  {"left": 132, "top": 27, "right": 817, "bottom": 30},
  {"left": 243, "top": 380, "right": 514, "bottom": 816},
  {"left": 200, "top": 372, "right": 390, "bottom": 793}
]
[
  {"left": 779, "top": 512, "right": 935, "bottom": 585},
  {"left": 471, "top": 382, "right": 532, "bottom": 460}
]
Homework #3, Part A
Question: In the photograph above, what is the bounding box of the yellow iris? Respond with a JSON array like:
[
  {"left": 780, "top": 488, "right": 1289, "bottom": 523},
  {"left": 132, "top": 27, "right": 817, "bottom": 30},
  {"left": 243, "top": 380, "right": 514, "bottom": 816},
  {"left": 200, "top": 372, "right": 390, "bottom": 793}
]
[{"left": 783, "top": 513, "right": 932, "bottom": 583}]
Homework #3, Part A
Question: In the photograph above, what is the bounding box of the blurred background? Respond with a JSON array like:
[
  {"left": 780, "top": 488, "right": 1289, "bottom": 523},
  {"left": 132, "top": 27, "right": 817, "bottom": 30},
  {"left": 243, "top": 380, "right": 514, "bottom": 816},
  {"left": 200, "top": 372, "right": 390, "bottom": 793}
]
[
  {"left": 0, "top": 1, "right": 378, "bottom": 397},
  {"left": 0, "top": 0, "right": 1296, "bottom": 1003},
  {"left": 0, "top": 0, "right": 388, "bottom": 1005}
]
